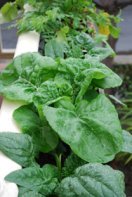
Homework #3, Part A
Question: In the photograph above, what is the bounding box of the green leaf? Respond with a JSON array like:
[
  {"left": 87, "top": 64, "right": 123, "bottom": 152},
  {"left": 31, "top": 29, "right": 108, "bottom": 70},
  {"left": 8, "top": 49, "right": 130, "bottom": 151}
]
[
  {"left": 57, "top": 26, "right": 69, "bottom": 41},
  {"left": 1, "top": 2, "right": 18, "bottom": 21},
  {"left": 109, "top": 25, "right": 121, "bottom": 39},
  {"left": 19, "top": 187, "right": 44, "bottom": 197},
  {"left": 70, "top": 44, "right": 83, "bottom": 58},
  {"left": 92, "top": 61, "right": 122, "bottom": 88},
  {"left": 15, "top": 0, "right": 24, "bottom": 8},
  {"left": 45, "top": 39, "right": 65, "bottom": 58},
  {"left": 5, "top": 164, "right": 59, "bottom": 196},
  {"left": 0, "top": 53, "right": 122, "bottom": 104},
  {"left": 89, "top": 46, "right": 114, "bottom": 61},
  {"left": 33, "top": 80, "right": 73, "bottom": 106},
  {"left": 62, "top": 153, "right": 86, "bottom": 178},
  {"left": 46, "top": 7, "right": 59, "bottom": 21},
  {"left": 56, "top": 163, "right": 125, "bottom": 197},
  {"left": 0, "top": 132, "right": 35, "bottom": 167},
  {"left": 122, "top": 130, "right": 132, "bottom": 154},
  {"left": 59, "top": 57, "right": 122, "bottom": 89},
  {"left": 13, "top": 104, "right": 58, "bottom": 153},
  {"left": 54, "top": 97, "right": 75, "bottom": 111},
  {"left": 0, "top": 53, "right": 73, "bottom": 106},
  {"left": 44, "top": 94, "right": 123, "bottom": 163},
  {"left": 76, "top": 68, "right": 106, "bottom": 103},
  {"left": 76, "top": 33, "right": 95, "bottom": 50},
  {"left": 0, "top": 52, "right": 60, "bottom": 103}
]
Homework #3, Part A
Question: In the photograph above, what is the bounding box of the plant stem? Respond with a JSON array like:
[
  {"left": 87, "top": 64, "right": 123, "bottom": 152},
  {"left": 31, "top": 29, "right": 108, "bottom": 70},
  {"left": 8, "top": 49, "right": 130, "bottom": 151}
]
[{"left": 55, "top": 154, "right": 62, "bottom": 181}]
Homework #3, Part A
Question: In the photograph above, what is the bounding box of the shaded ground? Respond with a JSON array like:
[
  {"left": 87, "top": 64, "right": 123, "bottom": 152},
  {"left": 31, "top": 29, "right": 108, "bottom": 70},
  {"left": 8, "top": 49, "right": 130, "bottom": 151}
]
[{"left": 110, "top": 160, "right": 132, "bottom": 197}]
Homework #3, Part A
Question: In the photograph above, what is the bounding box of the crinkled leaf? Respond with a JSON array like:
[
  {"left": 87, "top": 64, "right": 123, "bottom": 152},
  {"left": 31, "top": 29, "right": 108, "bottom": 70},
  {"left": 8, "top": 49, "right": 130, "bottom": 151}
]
[
  {"left": 122, "top": 130, "right": 132, "bottom": 154},
  {"left": 33, "top": 80, "right": 73, "bottom": 106},
  {"left": 59, "top": 57, "right": 122, "bottom": 88},
  {"left": 56, "top": 163, "right": 125, "bottom": 197},
  {"left": 44, "top": 94, "right": 122, "bottom": 163},
  {"left": 0, "top": 132, "right": 35, "bottom": 167},
  {"left": 76, "top": 33, "right": 95, "bottom": 50},
  {"left": 0, "top": 52, "right": 57, "bottom": 101},
  {"left": 13, "top": 104, "right": 58, "bottom": 153},
  {"left": 0, "top": 52, "right": 70, "bottom": 104},
  {"left": 19, "top": 187, "right": 44, "bottom": 197},
  {"left": 5, "top": 164, "right": 59, "bottom": 196},
  {"left": 0, "top": 53, "right": 122, "bottom": 104},
  {"left": 62, "top": 153, "right": 86, "bottom": 178}
]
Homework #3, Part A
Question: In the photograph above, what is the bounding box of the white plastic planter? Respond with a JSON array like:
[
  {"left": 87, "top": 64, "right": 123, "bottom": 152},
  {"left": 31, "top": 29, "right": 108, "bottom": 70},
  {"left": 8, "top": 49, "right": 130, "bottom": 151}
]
[{"left": 0, "top": 31, "right": 40, "bottom": 197}]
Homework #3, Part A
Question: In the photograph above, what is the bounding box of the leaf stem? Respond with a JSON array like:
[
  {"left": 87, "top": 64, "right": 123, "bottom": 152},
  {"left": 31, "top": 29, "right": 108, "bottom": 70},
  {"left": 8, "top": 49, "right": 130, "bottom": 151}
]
[{"left": 55, "top": 154, "right": 62, "bottom": 181}]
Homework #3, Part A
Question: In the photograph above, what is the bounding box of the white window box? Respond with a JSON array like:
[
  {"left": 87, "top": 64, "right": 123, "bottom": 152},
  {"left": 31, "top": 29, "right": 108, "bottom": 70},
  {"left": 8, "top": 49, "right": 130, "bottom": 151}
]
[{"left": 0, "top": 31, "right": 40, "bottom": 197}]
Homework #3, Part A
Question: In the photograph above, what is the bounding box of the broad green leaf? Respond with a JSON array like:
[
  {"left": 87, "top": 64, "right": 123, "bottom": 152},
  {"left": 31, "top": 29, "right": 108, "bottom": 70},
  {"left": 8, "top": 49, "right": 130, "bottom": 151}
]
[
  {"left": 0, "top": 132, "right": 35, "bottom": 167},
  {"left": 122, "top": 130, "right": 132, "bottom": 154},
  {"left": 0, "top": 53, "right": 122, "bottom": 104},
  {"left": 44, "top": 94, "right": 123, "bottom": 163},
  {"left": 13, "top": 104, "right": 58, "bottom": 153},
  {"left": 84, "top": 88, "right": 98, "bottom": 102},
  {"left": 75, "top": 68, "right": 106, "bottom": 103},
  {"left": 89, "top": 46, "right": 114, "bottom": 61},
  {"left": 0, "top": 53, "right": 73, "bottom": 106},
  {"left": 19, "top": 187, "right": 45, "bottom": 197},
  {"left": 0, "top": 52, "right": 68, "bottom": 104},
  {"left": 54, "top": 97, "right": 75, "bottom": 111},
  {"left": 45, "top": 39, "right": 65, "bottom": 58},
  {"left": 56, "top": 163, "right": 125, "bottom": 197},
  {"left": 92, "top": 61, "right": 122, "bottom": 88},
  {"left": 59, "top": 57, "right": 122, "bottom": 88},
  {"left": 5, "top": 164, "right": 59, "bottom": 196}
]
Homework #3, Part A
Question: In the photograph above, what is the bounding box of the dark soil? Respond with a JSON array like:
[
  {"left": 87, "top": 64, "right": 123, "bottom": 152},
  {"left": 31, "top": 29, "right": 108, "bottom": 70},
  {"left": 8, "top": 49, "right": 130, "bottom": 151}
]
[{"left": 110, "top": 160, "right": 132, "bottom": 197}]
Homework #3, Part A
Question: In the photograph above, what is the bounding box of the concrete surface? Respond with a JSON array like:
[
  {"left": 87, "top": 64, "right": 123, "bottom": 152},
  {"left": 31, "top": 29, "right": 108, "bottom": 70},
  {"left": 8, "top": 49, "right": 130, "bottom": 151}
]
[{"left": 116, "top": 5, "right": 132, "bottom": 53}]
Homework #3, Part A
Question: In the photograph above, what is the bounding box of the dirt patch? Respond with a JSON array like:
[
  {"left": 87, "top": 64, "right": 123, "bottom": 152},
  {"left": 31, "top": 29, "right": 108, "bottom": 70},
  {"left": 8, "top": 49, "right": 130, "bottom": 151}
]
[{"left": 110, "top": 160, "right": 132, "bottom": 197}]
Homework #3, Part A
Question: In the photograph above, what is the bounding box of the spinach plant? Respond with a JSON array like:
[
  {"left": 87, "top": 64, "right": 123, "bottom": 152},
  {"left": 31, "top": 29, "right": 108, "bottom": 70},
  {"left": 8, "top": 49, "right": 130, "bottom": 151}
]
[{"left": 0, "top": 0, "right": 131, "bottom": 197}]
